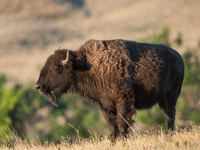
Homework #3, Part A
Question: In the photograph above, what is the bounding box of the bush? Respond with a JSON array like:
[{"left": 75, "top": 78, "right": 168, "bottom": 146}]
[
  {"left": 141, "top": 27, "right": 171, "bottom": 46},
  {"left": 0, "top": 75, "right": 107, "bottom": 143},
  {"left": 176, "top": 51, "right": 200, "bottom": 125}
]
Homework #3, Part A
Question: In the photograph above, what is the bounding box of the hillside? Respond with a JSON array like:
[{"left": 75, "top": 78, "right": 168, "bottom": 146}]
[{"left": 0, "top": 0, "right": 200, "bottom": 86}]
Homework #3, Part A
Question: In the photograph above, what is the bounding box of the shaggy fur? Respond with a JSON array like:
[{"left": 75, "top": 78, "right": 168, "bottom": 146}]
[{"left": 35, "top": 39, "right": 184, "bottom": 143}]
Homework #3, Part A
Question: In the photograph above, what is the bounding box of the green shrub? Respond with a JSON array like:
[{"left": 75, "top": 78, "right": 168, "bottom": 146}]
[
  {"left": 0, "top": 76, "right": 107, "bottom": 143},
  {"left": 141, "top": 27, "right": 171, "bottom": 46}
]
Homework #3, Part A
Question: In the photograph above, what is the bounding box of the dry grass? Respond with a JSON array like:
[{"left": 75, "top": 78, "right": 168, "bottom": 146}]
[{"left": 1, "top": 125, "right": 200, "bottom": 150}]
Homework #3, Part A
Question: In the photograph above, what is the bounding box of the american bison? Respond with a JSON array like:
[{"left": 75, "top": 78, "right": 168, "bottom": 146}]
[{"left": 35, "top": 39, "right": 184, "bottom": 143}]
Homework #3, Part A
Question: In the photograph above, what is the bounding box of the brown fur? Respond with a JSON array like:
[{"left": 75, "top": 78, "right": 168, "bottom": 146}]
[{"left": 35, "top": 39, "right": 184, "bottom": 143}]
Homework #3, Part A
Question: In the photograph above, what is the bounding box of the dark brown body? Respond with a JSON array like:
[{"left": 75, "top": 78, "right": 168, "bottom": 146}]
[{"left": 35, "top": 39, "right": 184, "bottom": 143}]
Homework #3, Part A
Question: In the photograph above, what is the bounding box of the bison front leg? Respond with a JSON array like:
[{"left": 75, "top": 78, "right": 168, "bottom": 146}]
[
  {"left": 101, "top": 110, "right": 119, "bottom": 143},
  {"left": 116, "top": 100, "right": 135, "bottom": 140}
]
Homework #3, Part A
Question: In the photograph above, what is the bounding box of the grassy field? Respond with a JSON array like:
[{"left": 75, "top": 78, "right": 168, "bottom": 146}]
[{"left": 1, "top": 125, "right": 200, "bottom": 150}]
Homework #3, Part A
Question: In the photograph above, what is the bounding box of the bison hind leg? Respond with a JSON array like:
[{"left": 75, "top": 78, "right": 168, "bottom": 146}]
[
  {"left": 159, "top": 97, "right": 176, "bottom": 133},
  {"left": 159, "top": 82, "right": 182, "bottom": 132}
]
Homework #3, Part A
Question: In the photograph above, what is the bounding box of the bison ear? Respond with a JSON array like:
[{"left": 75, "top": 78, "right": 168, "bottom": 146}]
[{"left": 65, "top": 61, "right": 73, "bottom": 71}]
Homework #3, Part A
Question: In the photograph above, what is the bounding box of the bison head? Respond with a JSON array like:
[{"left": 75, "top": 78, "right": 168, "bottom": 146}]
[{"left": 35, "top": 49, "right": 73, "bottom": 106}]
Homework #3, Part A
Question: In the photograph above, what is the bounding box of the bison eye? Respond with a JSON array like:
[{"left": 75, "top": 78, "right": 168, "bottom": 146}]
[{"left": 50, "top": 65, "right": 62, "bottom": 76}]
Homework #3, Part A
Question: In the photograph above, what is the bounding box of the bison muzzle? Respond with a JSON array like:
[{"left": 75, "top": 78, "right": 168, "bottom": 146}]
[{"left": 35, "top": 39, "right": 184, "bottom": 143}]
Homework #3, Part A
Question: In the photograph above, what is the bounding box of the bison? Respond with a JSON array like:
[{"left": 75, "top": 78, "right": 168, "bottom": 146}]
[{"left": 35, "top": 39, "right": 184, "bottom": 143}]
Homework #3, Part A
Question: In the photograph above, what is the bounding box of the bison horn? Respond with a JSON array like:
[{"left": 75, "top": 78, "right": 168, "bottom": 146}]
[{"left": 62, "top": 50, "right": 69, "bottom": 65}]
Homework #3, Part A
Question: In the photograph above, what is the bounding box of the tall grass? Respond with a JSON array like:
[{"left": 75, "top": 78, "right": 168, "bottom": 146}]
[{"left": 1, "top": 125, "right": 200, "bottom": 150}]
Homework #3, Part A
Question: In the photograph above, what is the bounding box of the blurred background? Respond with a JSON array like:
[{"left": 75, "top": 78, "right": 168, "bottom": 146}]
[{"left": 0, "top": 0, "right": 200, "bottom": 144}]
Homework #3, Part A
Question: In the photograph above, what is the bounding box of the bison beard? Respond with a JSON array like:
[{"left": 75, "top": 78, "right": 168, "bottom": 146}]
[
  {"left": 48, "top": 91, "right": 59, "bottom": 106},
  {"left": 35, "top": 39, "right": 184, "bottom": 143}
]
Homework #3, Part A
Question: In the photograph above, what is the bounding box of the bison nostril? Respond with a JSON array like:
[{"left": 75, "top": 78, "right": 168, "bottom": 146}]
[{"left": 35, "top": 83, "right": 42, "bottom": 90}]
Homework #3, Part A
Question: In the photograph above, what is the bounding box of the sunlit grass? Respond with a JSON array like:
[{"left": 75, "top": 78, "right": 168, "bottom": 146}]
[{"left": 1, "top": 125, "right": 200, "bottom": 150}]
